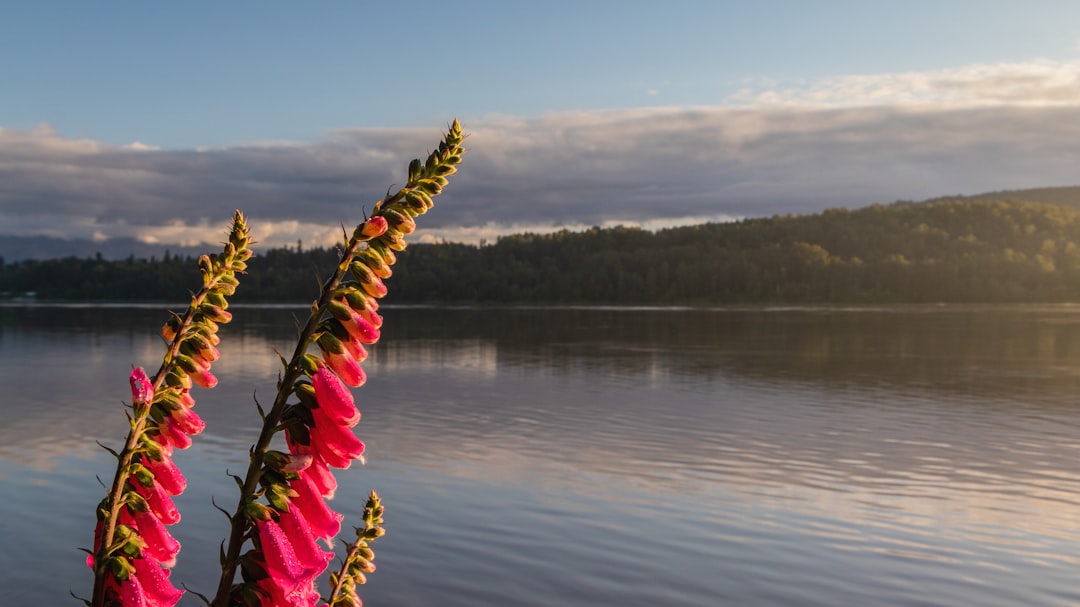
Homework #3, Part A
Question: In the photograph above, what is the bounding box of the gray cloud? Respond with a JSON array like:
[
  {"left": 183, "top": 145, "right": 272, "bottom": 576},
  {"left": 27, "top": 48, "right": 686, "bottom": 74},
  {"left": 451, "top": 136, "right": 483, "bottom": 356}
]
[{"left": 3, "top": 102, "right": 1080, "bottom": 250}]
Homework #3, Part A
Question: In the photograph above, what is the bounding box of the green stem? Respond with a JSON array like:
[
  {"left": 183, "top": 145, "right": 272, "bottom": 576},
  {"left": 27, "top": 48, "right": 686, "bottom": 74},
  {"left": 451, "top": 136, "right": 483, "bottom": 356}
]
[
  {"left": 210, "top": 238, "right": 362, "bottom": 607},
  {"left": 91, "top": 280, "right": 224, "bottom": 607}
]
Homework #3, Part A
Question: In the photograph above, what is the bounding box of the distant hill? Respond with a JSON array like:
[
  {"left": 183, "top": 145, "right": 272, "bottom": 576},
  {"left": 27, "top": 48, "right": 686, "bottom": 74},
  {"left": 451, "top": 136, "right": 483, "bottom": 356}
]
[
  {"left": 938, "top": 185, "right": 1080, "bottom": 208},
  {"left": 10, "top": 191, "right": 1080, "bottom": 303}
]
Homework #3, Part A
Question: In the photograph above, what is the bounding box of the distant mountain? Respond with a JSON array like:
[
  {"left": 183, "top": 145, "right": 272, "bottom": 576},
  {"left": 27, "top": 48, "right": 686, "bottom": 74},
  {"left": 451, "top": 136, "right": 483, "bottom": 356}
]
[{"left": 0, "top": 235, "right": 208, "bottom": 263}]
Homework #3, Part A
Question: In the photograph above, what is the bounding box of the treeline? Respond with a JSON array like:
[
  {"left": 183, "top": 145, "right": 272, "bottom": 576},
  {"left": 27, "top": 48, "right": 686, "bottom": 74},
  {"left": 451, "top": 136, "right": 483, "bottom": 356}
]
[{"left": 7, "top": 198, "right": 1080, "bottom": 304}]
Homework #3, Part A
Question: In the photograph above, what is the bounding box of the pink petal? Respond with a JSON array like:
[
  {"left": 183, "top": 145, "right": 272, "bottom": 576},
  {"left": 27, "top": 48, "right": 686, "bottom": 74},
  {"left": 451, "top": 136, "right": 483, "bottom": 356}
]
[
  {"left": 134, "top": 509, "right": 181, "bottom": 567},
  {"left": 322, "top": 349, "right": 365, "bottom": 387},
  {"left": 279, "top": 507, "right": 333, "bottom": 572},
  {"left": 289, "top": 472, "right": 342, "bottom": 541},
  {"left": 343, "top": 309, "right": 380, "bottom": 345},
  {"left": 131, "top": 557, "right": 184, "bottom": 606},
  {"left": 130, "top": 368, "right": 155, "bottom": 405},
  {"left": 157, "top": 418, "right": 193, "bottom": 450},
  {"left": 143, "top": 453, "right": 187, "bottom": 496},
  {"left": 312, "top": 368, "right": 361, "bottom": 426},
  {"left": 169, "top": 405, "right": 206, "bottom": 436},
  {"left": 132, "top": 478, "right": 181, "bottom": 525},
  {"left": 310, "top": 419, "right": 366, "bottom": 467},
  {"left": 120, "top": 574, "right": 151, "bottom": 607}
]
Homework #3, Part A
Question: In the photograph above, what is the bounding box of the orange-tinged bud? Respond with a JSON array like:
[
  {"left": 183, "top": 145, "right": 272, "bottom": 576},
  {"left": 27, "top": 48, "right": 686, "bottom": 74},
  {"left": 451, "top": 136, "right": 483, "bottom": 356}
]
[{"left": 357, "top": 216, "right": 388, "bottom": 240}]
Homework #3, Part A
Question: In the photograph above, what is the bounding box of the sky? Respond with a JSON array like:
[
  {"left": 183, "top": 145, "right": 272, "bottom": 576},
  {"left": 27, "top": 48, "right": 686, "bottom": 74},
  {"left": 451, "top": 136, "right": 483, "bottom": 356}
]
[{"left": 4, "top": 1, "right": 1080, "bottom": 251}]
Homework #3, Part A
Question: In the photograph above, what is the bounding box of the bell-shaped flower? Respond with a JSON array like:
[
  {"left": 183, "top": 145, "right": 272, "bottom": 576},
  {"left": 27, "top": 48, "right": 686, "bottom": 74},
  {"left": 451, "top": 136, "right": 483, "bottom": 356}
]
[
  {"left": 279, "top": 507, "right": 333, "bottom": 572},
  {"left": 155, "top": 418, "right": 193, "bottom": 450},
  {"left": 131, "top": 557, "right": 184, "bottom": 606},
  {"left": 132, "top": 478, "right": 181, "bottom": 525},
  {"left": 341, "top": 307, "right": 380, "bottom": 345},
  {"left": 143, "top": 452, "right": 187, "bottom": 496},
  {"left": 126, "top": 508, "right": 181, "bottom": 568},
  {"left": 358, "top": 216, "right": 388, "bottom": 240},
  {"left": 310, "top": 414, "right": 366, "bottom": 466},
  {"left": 256, "top": 518, "right": 325, "bottom": 605},
  {"left": 130, "top": 367, "right": 155, "bottom": 406},
  {"left": 168, "top": 405, "right": 206, "bottom": 436},
  {"left": 190, "top": 367, "right": 218, "bottom": 389},
  {"left": 289, "top": 472, "right": 342, "bottom": 541},
  {"left": 318, "top": 335, "right": 366, "bottom": 387},
  {"left": 312, "top": 368, "right": 360, "bottom": 427}
]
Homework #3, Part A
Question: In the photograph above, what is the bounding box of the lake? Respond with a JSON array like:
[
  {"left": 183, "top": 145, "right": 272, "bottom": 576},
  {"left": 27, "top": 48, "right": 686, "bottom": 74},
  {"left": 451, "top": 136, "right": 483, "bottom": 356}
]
[{"left": 4, "top": 304, "right": 1080, "bottom": 606}]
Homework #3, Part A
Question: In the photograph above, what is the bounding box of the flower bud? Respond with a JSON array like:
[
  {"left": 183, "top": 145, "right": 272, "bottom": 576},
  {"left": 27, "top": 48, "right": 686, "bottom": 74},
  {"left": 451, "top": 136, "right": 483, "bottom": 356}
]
[
  {"left": 355, "top": 216, "right": 388, "bottom": 241},
  {"left": 129, "top": 367, "right": 155, "bottom": 407}
]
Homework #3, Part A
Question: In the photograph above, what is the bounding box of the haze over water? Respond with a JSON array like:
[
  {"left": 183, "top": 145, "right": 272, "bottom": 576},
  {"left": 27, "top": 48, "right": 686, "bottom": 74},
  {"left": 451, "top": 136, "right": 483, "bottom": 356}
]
[{"left": 4, "top": 305, "right": 1080, "bottom": 606}]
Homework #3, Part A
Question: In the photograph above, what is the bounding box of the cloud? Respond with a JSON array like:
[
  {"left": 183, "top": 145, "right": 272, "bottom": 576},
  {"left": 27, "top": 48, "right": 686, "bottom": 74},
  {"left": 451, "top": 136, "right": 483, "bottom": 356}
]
[
  {"left": 3, "top": 60, "right": 1080, "bottom": 251},
  {"left": 728, "top": 60, "right": 1080, "bottom": 108}
]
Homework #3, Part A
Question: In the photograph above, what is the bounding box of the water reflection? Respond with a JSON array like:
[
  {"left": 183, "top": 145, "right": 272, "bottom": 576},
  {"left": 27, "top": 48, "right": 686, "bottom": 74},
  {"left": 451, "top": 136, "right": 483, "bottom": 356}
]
[{"left": 6, "top": 305, "right": 1080, "bottom": 606}]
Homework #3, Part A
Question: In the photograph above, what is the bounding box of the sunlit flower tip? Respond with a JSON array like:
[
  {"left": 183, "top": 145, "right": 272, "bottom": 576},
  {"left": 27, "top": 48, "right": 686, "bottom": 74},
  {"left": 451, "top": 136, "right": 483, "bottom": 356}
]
[
  {"left": 358, "top": 216, "right": 388, "bottom": 240},
  {"left": 156, "top": 418, "right": 194, "bottom": 450},
  {"left": 133, "top": 509, "right": 181, "bottom": 568},
  {"left": 312, "top": 368, "right": 361, "bottom": 426},
  {"left": 133, "top": 478, "right": 181, "bottom": 525},
  {"left": 341, "top": 335, "right": 369, "bottom": 364},
  {"left": 190, "top": 367, "right": 218, "bottom": 389},
  {"left": 360, "top": 274, "right": 388, "bottom": 299},
  {"left": 168, "top": 405, "right": 206, "bottom": 436},
  {"left": 290, "top": 472, "right": 343, "bottom": 540},
  {"left": 176, "top": 390, "right": 196, "bottom": 408},
  {"left": 344, "top": 310, "right": 380, "bottom": 345},
  {"left": 143, "top": 453, "right": 187, "bottom": 496},
  {"left": 131, "top": 556, "right": 184, "bottom": 606},
  {"left": 320, "top": 346, "right": 366, "bottom": 388},
  {"left": 359, "top": 306, "right": 383, "bottom": 329},
  {"left": 130, "top": 367, "right": 155, "bottom": 406}
]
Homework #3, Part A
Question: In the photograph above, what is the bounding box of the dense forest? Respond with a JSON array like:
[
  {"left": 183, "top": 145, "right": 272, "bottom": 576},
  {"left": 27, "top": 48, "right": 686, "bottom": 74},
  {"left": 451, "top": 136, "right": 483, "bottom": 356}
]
[{"left": 7, "top": 197, "right": 1080, "bottom": 304}]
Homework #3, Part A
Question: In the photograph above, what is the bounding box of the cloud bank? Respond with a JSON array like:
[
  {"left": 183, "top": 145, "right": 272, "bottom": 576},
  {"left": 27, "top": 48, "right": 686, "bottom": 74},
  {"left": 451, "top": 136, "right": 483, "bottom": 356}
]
[{"left": 3, "top": 60, "right": 1080, "bottom": 250}]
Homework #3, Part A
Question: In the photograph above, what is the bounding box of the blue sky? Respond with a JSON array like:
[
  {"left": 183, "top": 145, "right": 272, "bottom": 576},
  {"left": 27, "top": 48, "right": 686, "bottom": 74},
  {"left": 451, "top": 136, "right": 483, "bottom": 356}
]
[{"left": 4, "top": 1, "right": 1080, "bottom": 250}]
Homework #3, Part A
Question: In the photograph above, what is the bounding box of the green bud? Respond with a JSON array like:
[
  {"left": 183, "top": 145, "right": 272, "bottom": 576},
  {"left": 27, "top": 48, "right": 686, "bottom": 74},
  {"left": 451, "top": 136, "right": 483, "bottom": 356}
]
[
  {"left": 243, "top": 501, "right": 273, "bottom": 522},
  {"left": 299, "top": 353, "right": 322, "bottom": 376}
]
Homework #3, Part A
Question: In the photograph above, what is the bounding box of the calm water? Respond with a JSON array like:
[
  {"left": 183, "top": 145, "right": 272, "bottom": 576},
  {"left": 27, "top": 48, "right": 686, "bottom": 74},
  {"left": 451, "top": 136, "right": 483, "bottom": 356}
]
[{"left": 4, "top": 304, "right": 1080, "bottom": 606}]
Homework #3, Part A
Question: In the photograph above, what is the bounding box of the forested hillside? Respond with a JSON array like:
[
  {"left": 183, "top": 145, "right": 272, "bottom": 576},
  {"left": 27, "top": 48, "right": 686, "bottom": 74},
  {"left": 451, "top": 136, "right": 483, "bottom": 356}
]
[{"left": 7, "top": 198, "right": 1080, "bottom": 303}]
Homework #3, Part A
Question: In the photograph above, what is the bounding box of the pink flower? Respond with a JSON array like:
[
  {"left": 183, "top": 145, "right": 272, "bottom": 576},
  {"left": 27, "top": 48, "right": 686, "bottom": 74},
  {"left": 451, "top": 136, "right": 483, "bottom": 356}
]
[
  {"left": 190, "top": 367, "right": 218, "bottom": 389},
  {"left": 342, "top": 308, "right": 380, "bottom": 345},
  {"left": 312, "top": 368, "right": 360, "bottom": 427},
  {"left": 134, "top": 509, "right": 181, "bottom": 567},
  {"left": 320, "top": 346, "right": 366, "bottom": 387},
  {"left": 177, "top": 390, "right": 195, "bottom": 408},
  {"left": 279, "top": 507, "right": 333, "bottom": 572},
  {"left": 155, "top": 418, "right": 193, "bottom": 450},
  {"left": 289, "top": 472, "right": 342, "bottom": 541},
  {"left": 130, "top": 368, "right": 154, "bottom": 406},
  {"left": 309, "top": 415, "right": 366, "bottom": 467},
  {"left": 304, "top": 455, "right": 338, "bottom": 498},
  {"left": 132, "top": 478, "right": 181, "bottom": 525},
  {"left": 131, "top": 557, "right": 184, "bottom": 606},
  {"left": 168, "top": 405, "right": 206, "bottom": 436},
  {"left": 256, "top": 518, "right": 325, "bottom": 605},
  {"left": 143, "top": 452, "right": 187, "bottom": 496},
  {"left": 358, "top": 216, "right": 388, "bottom": 239}
]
